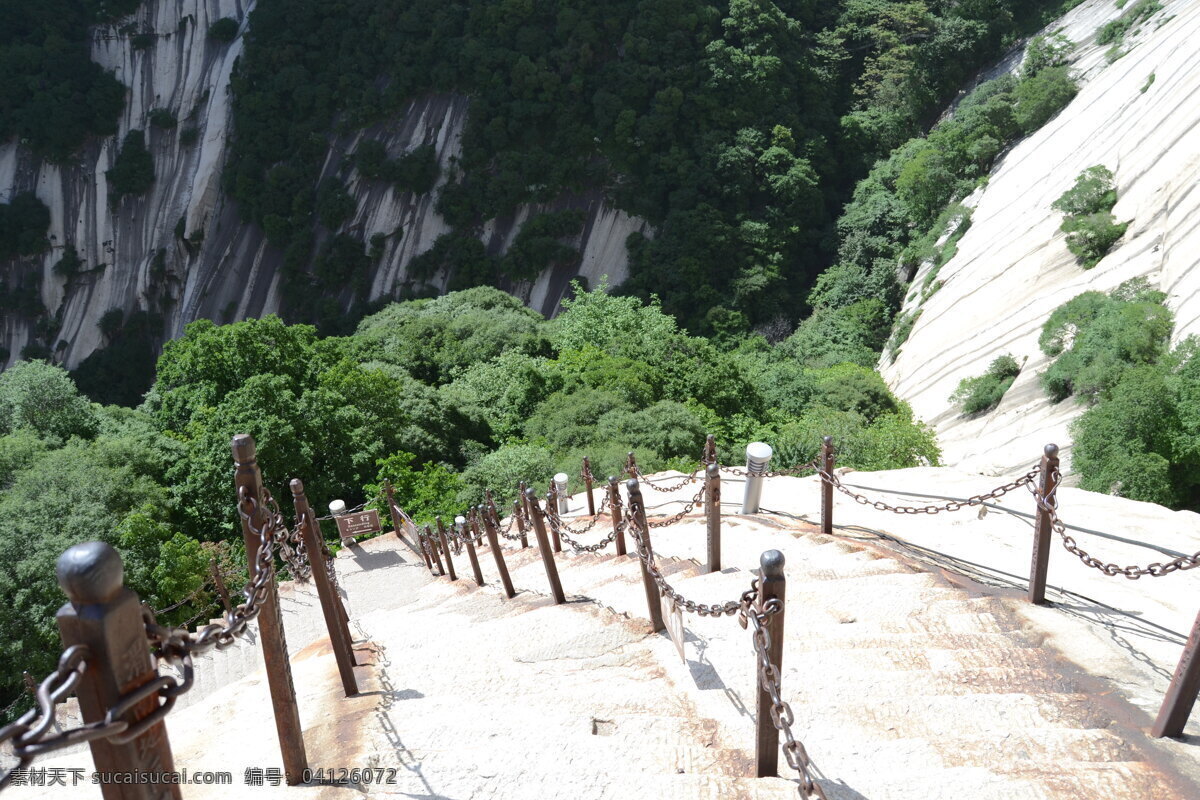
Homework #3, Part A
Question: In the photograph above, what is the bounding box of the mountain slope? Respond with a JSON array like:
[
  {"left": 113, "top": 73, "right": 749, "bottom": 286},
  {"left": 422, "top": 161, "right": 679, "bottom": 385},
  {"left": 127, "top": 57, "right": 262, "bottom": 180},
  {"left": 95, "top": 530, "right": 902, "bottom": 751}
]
[{"left": 882, "top": 0, "right": 1199, "bottom": 475}]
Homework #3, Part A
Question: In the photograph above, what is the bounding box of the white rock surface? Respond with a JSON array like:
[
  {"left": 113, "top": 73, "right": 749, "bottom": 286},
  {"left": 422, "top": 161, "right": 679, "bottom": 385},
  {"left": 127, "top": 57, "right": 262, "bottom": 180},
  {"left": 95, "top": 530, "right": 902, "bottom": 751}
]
[{"left": 882, "top": 0, "right": 1200, "bottom": 476}]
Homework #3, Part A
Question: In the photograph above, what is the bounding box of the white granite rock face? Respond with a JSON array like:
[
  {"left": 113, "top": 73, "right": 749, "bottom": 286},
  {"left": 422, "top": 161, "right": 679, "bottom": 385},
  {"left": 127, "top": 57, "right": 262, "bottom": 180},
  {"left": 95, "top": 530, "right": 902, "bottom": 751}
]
[
  {"left": 882, "top": 0, "right": 1200, "bottom": 476},
  {"left": 0, "top": 1, "right": 647, "bottom": 370}
]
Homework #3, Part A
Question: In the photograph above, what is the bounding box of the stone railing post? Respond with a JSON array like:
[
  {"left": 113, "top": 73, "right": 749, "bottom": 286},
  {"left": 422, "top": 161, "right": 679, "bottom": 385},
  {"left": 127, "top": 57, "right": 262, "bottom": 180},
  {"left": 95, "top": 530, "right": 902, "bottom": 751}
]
[
  {"left": 232, "top": 435, "right": 307, "bottom": 784},
  {"left": 56, "top": 541, "right": 181, "bottom": 799}
]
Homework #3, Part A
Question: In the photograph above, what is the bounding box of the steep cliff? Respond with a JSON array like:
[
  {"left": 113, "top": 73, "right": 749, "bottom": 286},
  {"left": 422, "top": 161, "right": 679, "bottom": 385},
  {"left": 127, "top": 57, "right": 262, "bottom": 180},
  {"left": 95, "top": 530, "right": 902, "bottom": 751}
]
[
  {"left": 0, "top": 0, "right": 647, "bottom": 371},
  {"left": 882, "top": 0, "right": 1199, "bottom": 476}
]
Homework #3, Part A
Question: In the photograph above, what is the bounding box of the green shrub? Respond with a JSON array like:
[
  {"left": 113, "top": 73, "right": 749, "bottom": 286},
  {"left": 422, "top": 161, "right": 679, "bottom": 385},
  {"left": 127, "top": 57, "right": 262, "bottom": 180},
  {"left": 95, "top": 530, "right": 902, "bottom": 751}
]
[
  {"left": 0, "top": 193, "right": 51, "bottom": 258},
  {"left": 148, "top": 109, "right": 177, "bottom": 129},
  {"left": 950, "top": 355, "right": 1021, "bottom": 415},
  {"left": 1061, "top": 212, "right": 1129, "bottom": 267},
  {"left": 1053, "top": 166, "right": 1126, "bottom": 267},
  {"left": 1022, "top": 34, "right": 1073, "bottom": 79},
  {"left": 1097, "top": 0, "right": 1163, "bottom": 45},
  {"left": 1013, "top": 66, "right": 1078, "bottom": 133},
  {"left": 1140, "top": 73, "right": 1155, "bottom": 93},
  {"left": 1039, "top": 282, "right": 1172, "bottom": 402},
  {"left": 207, "top": 17, "right": 239, "bottom": 43},
  {"left": 107, "top": 131, "right": 155, "bottom": 197}
]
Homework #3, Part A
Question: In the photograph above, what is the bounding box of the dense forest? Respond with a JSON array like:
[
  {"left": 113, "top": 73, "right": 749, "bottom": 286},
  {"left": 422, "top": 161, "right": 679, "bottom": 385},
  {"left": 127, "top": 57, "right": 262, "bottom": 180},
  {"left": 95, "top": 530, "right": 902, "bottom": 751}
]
[
  {"left": 0, "top": 284, "right": 938, "bottom": 717},
  {"left": 223, "top": 0, "right": 1080, "bottom": 333}
]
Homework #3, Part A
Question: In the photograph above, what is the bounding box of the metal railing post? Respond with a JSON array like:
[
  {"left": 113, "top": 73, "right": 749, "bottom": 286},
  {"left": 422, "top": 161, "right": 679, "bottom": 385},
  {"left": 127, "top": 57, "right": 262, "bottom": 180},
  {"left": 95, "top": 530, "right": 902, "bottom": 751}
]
[
  {"left": 742, "top": 442, "right": 773, "bottom": 514},
  {"left": 291, "top": 480, "right": 357, "bottom": 697},
  {"left": 463, "top": 511, "right": 485, "bottom": 586},
  {"left": 425, "top": 525, "right": 446, "bottom": 576},
  {"left": 626, "top": 479, "right": 665, "bottom": 634},
  {"left": 703, "top": 433, "right": 717, "bottom": 466},
  {"left": 1153, "top": 605, "right": 1200, "bottom": 738},
  {"left": 756, "top": 549, "right": 786, "bottom": 777},
  {"left": 820, "top": 436, "right": 835, "bottom": 534},
  {"left": 1028, "top": 444, "right": 1060, "bottom": 605},
  {"left": 546, "top": 491, "right": 562, "bottom": 553},
  {"left": 582, "top": 457, "right": 596, "bottom": 515},
  {"left": 232, "top": 435, "right": 307, "bottom": 784},
  {"left": 436, "top": 517, "right": 457, "bottom": 581},
  {"left": 609, "top": 476, "right": 627, "bottom": 557},
  {"left": 513, "top": 500, "right": 530, "bottom": 548},
  {"left": 625, "top": 451, "right": 637, "bottom": 478},
  {"left": 706, "top": 463, "right": 721, "bottom": 573},
  {"left": 55, "top": 542, "right": 182, "bottom": 799},
  {"left": 482, "top": 506, "right": 516, "bottom": 599},
  {"left": 525, "top": 489, "right": 566, "bottom": 604}
]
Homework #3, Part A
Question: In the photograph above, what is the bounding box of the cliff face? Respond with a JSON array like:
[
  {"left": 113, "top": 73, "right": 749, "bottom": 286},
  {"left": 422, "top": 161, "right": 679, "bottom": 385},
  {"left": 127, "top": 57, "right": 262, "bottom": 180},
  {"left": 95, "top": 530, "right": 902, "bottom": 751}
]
[
  {"left": 0, "top": 0, "right": 648, "bottom": 371},
  {"left": 882, "top": 0, "right": 1200, "bottom": 477}
]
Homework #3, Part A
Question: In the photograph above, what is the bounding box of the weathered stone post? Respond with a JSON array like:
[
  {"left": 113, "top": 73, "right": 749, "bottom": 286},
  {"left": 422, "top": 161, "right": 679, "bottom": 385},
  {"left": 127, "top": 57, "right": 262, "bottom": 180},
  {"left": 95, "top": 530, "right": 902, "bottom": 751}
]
[
  {"left": 291, "top": 479, "right": 357, "bottom": 697},
  {"left": 56, "top": 542, "right": 181, "bottom": 800},
  {"left": 1028, "top": 444, "right": 1060, "bottom": 605},
  {"left": 232, "top": 434, "right": 307, "bottom": 785}
]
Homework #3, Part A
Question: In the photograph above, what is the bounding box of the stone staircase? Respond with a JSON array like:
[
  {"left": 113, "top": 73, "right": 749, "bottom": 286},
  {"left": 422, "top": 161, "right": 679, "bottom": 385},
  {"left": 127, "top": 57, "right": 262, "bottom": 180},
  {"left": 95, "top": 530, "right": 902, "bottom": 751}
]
[{"left": 26, "top": 479, "right": 1200, "bottom": 799}]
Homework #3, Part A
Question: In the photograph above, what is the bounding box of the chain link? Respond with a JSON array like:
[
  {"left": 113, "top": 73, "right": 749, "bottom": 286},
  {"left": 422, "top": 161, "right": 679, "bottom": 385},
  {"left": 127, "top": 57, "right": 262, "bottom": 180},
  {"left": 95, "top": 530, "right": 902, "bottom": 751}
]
[
  {"left": 647, "top": 484, "right": 706, "bottom": 528},
  {"left": 722, "top": 459, "right": 819, "bottom": 479},
  {"left": 631, "top": 464, "right": 703, "bottom": 493},
  {"left": 740, "top": 586, "right": 827, "bottom": 800},
  {"left": 626, "top": 495, "right": 750, "bottom": 618},
  {"left": 820, "top": 464, "right": 1039, "bottom": 514},
  {"left": 1033, "top": 468, "right": 1200, "bottom": 578}
]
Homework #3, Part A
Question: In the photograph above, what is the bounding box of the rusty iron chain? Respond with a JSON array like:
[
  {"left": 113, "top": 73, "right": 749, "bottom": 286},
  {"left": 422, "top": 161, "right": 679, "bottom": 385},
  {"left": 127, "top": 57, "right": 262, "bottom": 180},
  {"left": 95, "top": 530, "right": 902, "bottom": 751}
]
[
  {"left": 722, "top": 459, "right": 819, "bottom": 478},
  {"left": 631, "top": 464, "right": 703, "bottom": 493},
  {"left": 626, "top": 495, "right": 753, "bottom": 618},
  {"left": 1033, "top": 468, "right": 1200, "bottom": 579},
  {"left": 739, "top": 584, "right": 828, "bottom": 800},
  {"left": 545, "top": 494, "right": 611, "bottom": 537},
  {"left": 549, "top": 514, "right": 621, "bottom": 554},
  {"left": 820, "top": 464, "right": 1039, "bottom": 514},
  {"left": 647, "top": 484, "right": 706, "bottom": 529}
]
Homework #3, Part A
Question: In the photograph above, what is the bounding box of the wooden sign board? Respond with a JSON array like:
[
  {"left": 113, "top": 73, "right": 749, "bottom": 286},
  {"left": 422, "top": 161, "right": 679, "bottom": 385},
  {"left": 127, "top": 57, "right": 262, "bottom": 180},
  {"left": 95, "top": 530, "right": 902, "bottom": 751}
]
[
  {"left": 661, "top": 596, "right": 686, "bottom": 663},
  {"left": 335, "top": 509, "right": 381, "bottom": 541}
]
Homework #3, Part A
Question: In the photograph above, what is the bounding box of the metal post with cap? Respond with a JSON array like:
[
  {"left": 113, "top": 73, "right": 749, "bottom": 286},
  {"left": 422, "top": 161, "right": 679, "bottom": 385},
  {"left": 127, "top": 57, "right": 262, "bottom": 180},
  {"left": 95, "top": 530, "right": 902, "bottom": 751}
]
[
  {"left": 461, "top": 513, "right": 484, "bottom": 586},
  {"left": 820, "top": 436, "right": 835, "bottom": 535},
  {"left": 513, "top": 500, "right": 530, "bottom": 549},
  {"left": 525, "top": 489, "right": 565, "bottom": 604},
  {"left": 609, "top": 476, "right": 627, "bottom": 557},
  {"left": 436, "top": 517, "right": 457, "bottom": 581},
  {"left": 755, "top": 549, "right": 787, "bottom": 778},
  {"left": 626, "top": 479, "right": 665, "bottom": 633},
  {"left": 290, "top": 479, "right": 357, "bottom": 697},
  {"left": 481, "top": 505, "right": 516, "bottom": 598},
  {"left": 56, "top": 541, "right": 182, "bottom": 800},
  {"left": 742, "top": 442, "right": 773, "bottom": 514},
  {"left": 582, "top": 457, "right": 596, "bottom": 516},
  {"left": 1153, "top": 606, "right": 1200, "bottom": 738},
  {"left": 231, "top": 434, "right": 307, "bottom": 784},
  {"left": 706, "top": 463, "right": 721, "bottom": 573},
  {"left": 1028, "top": 443, "right": 1060, "bottom": 605}
]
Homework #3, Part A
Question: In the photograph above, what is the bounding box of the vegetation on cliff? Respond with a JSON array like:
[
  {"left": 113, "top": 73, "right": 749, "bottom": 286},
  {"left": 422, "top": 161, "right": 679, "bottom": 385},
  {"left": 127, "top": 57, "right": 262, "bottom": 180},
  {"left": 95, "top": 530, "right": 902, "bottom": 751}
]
[{"left": 0, "top": 284, "right": 938, "bottom": 718}]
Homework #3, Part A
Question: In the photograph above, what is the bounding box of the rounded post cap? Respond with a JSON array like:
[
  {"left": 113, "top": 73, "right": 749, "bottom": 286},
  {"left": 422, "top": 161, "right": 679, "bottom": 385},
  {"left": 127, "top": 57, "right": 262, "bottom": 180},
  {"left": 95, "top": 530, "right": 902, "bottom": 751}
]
[
  {"left": 607, "top": 475, "right": 618, "bottom": 486},
  {"left": 760, "top": 549, "right": 786, "bottom": 578},
  {"left": 289, "top": 478, "right": 305, "bottom": 495},
  {"left": 435, "top": 515, "right": 443, "bottom": 523},
  {"left": 706, "top": 433, "right": 715, "bottom": 443},
  {"left": 329, "top": 499, "right": 347, "bottom": 516},
  {"left": 454, "top": 515, "right": 467, "bottom": 525},
  {"left": 706, "top": 462, "right": 720, "bottom": 477},
  {"left": 582, "top": 456, "right": 591, "bottom": 464},
  {"left": 822, "top": 435, "right": 833, "bottom": 445},
  {"left": 58, "top": 542, "right": 124, "bottom": 605},
  {"left": 553, "top": 472, "right": 569, "bottom": 487},
  {"left": 1044, "top": 443, "right": 1059, "bottom": 458},
  {"left": 523, "top": 487, "right": 537, "bottom": 501},
  {"left": 625, "top": 477, "right": 641, "bottom": 494},
  {"left": 746, "top": 441, "right": 773, "bottom": 460},
  {"left": 230, "top": 433, "right": 256, "bottom": 462}
]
